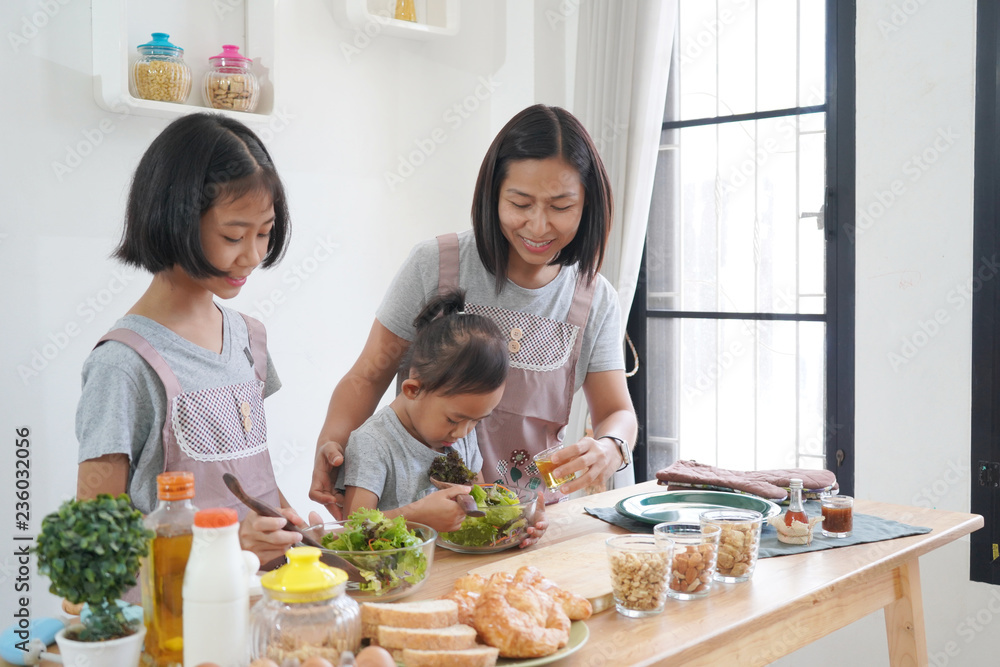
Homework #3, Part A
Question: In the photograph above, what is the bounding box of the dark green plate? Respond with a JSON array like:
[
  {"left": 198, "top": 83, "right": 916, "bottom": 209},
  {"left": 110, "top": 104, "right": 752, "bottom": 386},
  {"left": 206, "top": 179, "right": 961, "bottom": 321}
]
[{"left": 616, "top": 490, "right": 781, "bottom": 525}]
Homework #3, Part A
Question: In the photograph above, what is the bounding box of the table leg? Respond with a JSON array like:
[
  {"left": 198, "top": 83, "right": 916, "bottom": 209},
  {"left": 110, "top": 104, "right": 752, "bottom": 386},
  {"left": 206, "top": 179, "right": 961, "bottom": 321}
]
[{"left": 884, "top": 559, "right": 928, "bottom": 667}]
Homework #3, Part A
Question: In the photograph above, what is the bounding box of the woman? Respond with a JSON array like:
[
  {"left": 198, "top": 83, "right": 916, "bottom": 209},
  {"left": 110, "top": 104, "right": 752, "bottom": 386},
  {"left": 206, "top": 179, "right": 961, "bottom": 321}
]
[{"left": 311, "top": 105, "right": 636, "bottom": 526}]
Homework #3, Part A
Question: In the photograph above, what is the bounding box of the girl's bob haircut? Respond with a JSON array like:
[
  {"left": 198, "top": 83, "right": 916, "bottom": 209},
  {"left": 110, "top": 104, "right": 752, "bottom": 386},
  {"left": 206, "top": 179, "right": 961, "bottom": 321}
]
[
  {"left": 472, "top": 104, "right": 613, "bottom": 293},
  {"left": 114, "top": 113, "right": 290, "bottom": 277}
]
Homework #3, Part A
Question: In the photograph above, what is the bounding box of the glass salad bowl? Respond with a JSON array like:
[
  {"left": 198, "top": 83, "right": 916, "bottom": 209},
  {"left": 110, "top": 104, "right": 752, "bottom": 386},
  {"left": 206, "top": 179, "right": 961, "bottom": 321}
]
[
  {"left": 303, "top": 512, "right": 435, "bottom": 603},
  {"left": 436, "top": 483, "right": 538, "bottom": 554}
]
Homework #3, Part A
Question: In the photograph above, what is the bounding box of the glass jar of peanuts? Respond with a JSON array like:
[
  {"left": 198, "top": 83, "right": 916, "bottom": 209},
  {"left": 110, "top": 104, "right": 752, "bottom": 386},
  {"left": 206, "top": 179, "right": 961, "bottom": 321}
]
[
  {"left": 250, "top": 546, "right": 361, "bottom": 665},
  {"left": 203, "top": 45, "right": 260, "bottom": 113},
  {"left": 132, "top": 33, "right": 191, "bottom": 103}
]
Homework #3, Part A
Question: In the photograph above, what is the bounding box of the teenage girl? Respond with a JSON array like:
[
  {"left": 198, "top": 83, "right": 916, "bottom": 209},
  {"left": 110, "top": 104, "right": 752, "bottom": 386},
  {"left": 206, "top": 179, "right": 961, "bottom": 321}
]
[
  {"left": 314, "top": 104, "right": 636, "bottom": 517},
  {"left": 339, "top": 290, "right": 544, "bottom": 541},
  {"left": 75, "top": 113, "right": 316, "bottom": 564}
]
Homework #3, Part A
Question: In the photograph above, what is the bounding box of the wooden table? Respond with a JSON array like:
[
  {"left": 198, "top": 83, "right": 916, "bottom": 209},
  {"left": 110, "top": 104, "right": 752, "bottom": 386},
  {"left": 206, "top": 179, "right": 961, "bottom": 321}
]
[
  {"left": 7, "top": 481, "right": 981, "bottom": 667},
  {"left": 412, "top": 480, "right": 984, "bottom": 667}
]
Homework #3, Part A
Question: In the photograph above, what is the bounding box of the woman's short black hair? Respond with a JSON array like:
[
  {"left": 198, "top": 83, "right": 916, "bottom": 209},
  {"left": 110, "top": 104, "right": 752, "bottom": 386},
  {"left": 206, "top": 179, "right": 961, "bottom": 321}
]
[
  {"left": 114, "top": 113, "right": 290, "bottom": 277},
  {"left": 472, "top": 104, "right": 613, "bottom": 293},
  {"left": 403, "top": 290, "right": 508, "bottom": 397}
]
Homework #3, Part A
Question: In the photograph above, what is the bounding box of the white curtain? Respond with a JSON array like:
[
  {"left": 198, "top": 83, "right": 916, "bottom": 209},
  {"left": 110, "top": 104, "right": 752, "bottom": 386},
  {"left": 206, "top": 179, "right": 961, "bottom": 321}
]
[{"left": 566, "top": 0, "right": 677, "bottom": 488}]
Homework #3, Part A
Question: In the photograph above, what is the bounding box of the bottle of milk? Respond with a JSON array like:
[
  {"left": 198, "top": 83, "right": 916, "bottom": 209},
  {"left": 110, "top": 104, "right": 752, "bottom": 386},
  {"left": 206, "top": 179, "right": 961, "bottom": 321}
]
[{"left": 182, "top": 508, "right": 258, "bottom": 667}]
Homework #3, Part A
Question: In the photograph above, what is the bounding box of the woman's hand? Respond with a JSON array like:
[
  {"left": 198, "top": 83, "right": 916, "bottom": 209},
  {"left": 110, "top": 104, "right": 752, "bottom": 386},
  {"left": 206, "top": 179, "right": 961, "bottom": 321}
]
[
  {"left": 310, "top": 440, "right": 346, "bottom": 519},
  {"left": 238, "top": 507, "right": 324, "bottom": 564},
  {"left": 519, "top": 491, "right": 547, "bottom": 548},
  {"left": 548, "top": 437, "right": 621, "bottom": 495},
  {"left": 408, "top": 486, "right": 472, "bottom": 532}
]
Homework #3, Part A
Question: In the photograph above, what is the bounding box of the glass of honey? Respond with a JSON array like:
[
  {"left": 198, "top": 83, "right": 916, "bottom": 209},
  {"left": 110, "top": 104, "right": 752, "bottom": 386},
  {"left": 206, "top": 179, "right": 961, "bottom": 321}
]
[
  {"left": 532, "top": 445, "right": 575, "bottom": 490},
  {"left": 821, "top": 495, "right": 854, "bottom": 538}
]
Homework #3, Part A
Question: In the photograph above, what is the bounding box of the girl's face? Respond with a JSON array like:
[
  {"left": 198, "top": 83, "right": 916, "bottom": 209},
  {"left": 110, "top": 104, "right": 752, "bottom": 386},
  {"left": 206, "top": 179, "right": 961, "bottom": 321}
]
[
  {"left": 497, "top": 157, "right": 584, "bottom": 281},
  {"left": 402, "top": 382, "right": 505, "bottom": 452},
  {"left": 198, "top": 191, "right": 275, "bottom": 299}
]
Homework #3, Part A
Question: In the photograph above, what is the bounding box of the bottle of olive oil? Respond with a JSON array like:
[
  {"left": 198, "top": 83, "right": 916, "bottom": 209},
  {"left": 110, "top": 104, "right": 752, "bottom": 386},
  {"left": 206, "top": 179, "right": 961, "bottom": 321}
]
[{"left": 141, "top": 472, "right": 198, "bottom": 666}]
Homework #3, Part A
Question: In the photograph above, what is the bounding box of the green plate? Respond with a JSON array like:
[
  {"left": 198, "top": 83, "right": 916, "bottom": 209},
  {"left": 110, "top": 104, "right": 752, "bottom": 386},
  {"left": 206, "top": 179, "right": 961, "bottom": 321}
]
[
  {"left": 497, "top": 621, "right": 589, "bottom": 666},
  {"left": 616, "top": 490, "right": 780, "bottom": 525}
]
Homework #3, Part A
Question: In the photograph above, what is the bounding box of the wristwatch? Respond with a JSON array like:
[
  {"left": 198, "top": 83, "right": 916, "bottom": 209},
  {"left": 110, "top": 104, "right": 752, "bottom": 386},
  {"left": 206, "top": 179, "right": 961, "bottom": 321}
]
[{"left": 599, "top": 435, "right": 631, "bottom": 473}]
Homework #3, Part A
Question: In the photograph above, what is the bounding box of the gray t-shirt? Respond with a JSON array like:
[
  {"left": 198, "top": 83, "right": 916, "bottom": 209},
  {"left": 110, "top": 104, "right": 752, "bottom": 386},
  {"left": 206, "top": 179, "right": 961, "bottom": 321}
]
[
  {"left": 376, "top": 230, "right": 624, "bottom": 392},
  {"left": 336, "top": 405, "right": 482, "bottom": 512},
  {"left": 76, "top": 306, "right": 280, "bottom": 513}
]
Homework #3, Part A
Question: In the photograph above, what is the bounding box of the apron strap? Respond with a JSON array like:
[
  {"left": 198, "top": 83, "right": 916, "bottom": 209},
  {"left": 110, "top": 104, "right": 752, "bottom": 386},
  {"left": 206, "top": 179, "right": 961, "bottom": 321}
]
[
  {"left": 240, "top": 313, "right": 268, "bottom": 384},
  {"left": 565, "top": 274, "right": 597, "bottom": 362},
  {"left": 95, "top": 329, "right": 181, "bottom": 471},
  {"left": 436, "top": 232, "right": 461, "bottom": 293}
]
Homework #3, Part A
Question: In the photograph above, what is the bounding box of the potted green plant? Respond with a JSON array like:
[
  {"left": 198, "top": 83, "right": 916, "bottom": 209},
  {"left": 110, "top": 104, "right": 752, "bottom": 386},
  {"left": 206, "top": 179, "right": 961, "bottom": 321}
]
[{"left": 35, "top": 494, "right": 153, "bottom": 665}]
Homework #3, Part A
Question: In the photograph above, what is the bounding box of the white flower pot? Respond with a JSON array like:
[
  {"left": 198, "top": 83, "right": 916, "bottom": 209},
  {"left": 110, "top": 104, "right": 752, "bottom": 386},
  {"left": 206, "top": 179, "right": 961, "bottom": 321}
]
[{"left": 54, "top": 625, "right": 145, "bottom": 667}]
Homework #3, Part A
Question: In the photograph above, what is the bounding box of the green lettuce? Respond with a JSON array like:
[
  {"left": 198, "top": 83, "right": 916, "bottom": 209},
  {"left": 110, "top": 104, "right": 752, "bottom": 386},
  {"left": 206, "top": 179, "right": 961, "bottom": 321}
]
[
  {"left": 320, "top": 509, "right": 427, "bottom": 594},
  {"left": 441, "top": 485, "right": 528, "bottom": 547}
]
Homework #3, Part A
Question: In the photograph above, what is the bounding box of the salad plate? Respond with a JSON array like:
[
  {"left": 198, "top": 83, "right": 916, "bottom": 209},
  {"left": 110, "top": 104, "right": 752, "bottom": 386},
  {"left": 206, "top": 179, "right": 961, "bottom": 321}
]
[{"left": 616, "top": 490, "right": 780, "bottom": 525}]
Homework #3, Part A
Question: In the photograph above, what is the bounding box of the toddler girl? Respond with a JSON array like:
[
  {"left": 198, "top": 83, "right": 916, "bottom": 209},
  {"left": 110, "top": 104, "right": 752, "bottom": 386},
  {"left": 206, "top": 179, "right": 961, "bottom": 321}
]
[
  {"left": 75, "top": 113, "right": 314, "bottom": 564},
  {"left": 339, "top": 290, "right": 545, "bottom": 543}
]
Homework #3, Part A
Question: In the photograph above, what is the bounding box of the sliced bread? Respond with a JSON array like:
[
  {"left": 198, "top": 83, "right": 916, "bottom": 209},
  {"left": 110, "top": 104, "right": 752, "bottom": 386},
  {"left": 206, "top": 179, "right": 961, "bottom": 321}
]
[
  {"left": 377, "top": 624, "right": 478, "bottom": 651},
  {"left": 401, "top": 645, "right": 500, "bottom": 667},
  {"left": 361, "top": 599, "right": 460, "bottom": 630}
]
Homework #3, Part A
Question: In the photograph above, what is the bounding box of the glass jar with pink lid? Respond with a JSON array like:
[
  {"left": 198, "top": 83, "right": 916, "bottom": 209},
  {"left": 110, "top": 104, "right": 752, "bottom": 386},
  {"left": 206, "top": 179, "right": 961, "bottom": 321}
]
[{"left": 203, "top": 45, "right": 259, "bottom": 112}]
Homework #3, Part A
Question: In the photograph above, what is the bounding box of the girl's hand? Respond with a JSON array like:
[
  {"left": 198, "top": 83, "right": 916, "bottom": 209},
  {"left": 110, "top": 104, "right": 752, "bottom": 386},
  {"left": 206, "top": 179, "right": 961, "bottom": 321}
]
[
  {"left": 410, "top": 486, "right": 472, "bottom": 532},
  {"left": 239, "top": 507, "right": 323, "bottom": 564},
  {"left": 519, "top": 491, "right": 547, "bottom": 548},
  {"left": 310, "top": 441, "right": 347, "bottom": 519},
  {"left": 548, "top": 436, "right": 620, "bottom": 495}
]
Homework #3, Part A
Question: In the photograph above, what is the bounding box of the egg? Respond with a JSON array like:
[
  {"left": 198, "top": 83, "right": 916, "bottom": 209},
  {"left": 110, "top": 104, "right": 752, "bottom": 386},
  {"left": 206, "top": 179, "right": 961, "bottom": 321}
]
[
  {"left": 300, "top": 657, "right": 333, "bottom": 667},
  {"left": 355, "top": 646, "right": 396, "bottom": 667}
]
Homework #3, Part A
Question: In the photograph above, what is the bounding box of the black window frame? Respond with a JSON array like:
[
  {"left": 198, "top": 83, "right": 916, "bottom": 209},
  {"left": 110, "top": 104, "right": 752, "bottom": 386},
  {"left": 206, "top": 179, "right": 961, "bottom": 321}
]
[
  {"left": 627, "top": 0, "right": 856, "bottom": 493},
  {"left": 970, "top": 0, "right": 1000, "bottom": 585}
]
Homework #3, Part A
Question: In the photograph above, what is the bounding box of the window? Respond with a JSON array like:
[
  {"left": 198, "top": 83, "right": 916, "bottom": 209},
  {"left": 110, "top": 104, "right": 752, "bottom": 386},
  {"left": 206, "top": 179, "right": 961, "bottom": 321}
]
[{"left": 627, "top": 0, "right": 855, "bottom": 492}]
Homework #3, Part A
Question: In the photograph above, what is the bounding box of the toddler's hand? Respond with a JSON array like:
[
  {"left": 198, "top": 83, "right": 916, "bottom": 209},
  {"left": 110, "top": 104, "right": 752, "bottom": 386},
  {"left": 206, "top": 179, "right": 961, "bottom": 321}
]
[
  {"left": 413, "top": 486, "right": 472, "bottom": 532},
  {"left": 520, "top": 491, "right": 547, "bottom": 548}
]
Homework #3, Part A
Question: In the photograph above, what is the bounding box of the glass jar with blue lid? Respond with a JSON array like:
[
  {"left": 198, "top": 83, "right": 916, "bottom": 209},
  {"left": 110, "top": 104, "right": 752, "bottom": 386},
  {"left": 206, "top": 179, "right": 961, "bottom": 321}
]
[{"left": 131, "top": 33, "right": 191, "bottom": 103}]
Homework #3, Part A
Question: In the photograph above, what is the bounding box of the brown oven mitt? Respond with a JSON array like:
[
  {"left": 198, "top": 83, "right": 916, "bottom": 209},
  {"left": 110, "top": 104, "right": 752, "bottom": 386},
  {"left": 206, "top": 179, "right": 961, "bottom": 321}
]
[{"left": 655, "top": 460, "right": 838, "bottom": 502}]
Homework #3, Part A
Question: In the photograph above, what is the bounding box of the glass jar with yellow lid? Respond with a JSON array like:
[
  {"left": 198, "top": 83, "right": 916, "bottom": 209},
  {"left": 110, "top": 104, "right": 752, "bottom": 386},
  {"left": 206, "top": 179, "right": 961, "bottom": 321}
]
[{"left": 250, "top": 546, "right": 361, "bottom": 664}]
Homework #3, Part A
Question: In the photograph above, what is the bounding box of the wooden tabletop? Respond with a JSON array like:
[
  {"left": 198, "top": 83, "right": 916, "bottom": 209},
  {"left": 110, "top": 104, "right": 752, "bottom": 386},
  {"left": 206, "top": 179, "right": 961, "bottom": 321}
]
[
  {"left": 7, "top": 481, "right": 981, "bottom": 667},
  {"left": 410, "top": 480, "right": 984, "bottom": 666}
]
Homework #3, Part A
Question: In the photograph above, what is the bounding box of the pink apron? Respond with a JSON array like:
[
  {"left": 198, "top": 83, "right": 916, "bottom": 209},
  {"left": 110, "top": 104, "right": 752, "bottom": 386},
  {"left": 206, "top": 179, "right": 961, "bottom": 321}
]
[
  {"left": 96, "top": 313, "right": 281, "bottom": 515},
  {"left": 437, "top": 233, "right": 595, "bottom": 504}
]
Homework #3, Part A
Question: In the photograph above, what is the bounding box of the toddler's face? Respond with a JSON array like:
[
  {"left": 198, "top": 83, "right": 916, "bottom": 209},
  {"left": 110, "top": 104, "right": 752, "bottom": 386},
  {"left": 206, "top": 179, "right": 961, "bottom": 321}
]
[
  {"left": 408, "top": 385, "right": 505, "bottom": 452},
  {"left": 198, "top": 191, "right": 275, "bottom": 299}
]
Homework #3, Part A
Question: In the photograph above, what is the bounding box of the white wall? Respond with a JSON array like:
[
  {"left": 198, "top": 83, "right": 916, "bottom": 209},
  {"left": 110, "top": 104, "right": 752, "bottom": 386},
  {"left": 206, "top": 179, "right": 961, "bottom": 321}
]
[
  {"left": 776, "top": 1, "right": 1000, "bottom": 665},
  {"left": 0, "top": 0, "right": 574, "bottom": 623}
]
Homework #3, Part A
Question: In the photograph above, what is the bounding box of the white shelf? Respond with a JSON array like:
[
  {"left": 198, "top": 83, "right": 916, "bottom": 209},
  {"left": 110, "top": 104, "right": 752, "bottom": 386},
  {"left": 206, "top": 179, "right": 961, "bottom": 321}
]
[
  {"left": 91, "top": 0, "right": 277, "bottom": 125},
  {"left": 333, "top": 0, "right": 459, "bottom": 40}
]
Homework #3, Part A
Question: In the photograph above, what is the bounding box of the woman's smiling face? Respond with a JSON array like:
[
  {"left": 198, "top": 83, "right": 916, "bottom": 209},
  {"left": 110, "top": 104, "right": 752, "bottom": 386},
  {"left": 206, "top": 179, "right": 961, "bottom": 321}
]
[{"left": 497, "top": 157, "right": 584, "bottom": 286}]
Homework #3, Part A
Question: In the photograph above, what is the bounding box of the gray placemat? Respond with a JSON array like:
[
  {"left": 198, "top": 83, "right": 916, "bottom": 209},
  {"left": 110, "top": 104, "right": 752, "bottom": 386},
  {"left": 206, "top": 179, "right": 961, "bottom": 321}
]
[{"left": 584, "top": 501, "right": 931, "bottom": 558}]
